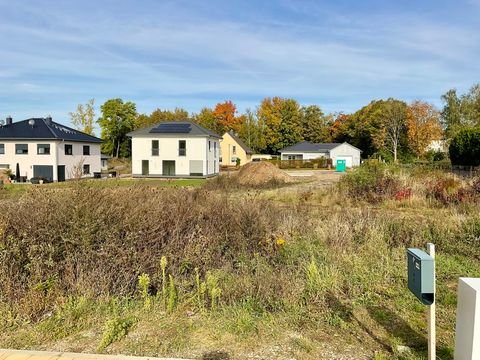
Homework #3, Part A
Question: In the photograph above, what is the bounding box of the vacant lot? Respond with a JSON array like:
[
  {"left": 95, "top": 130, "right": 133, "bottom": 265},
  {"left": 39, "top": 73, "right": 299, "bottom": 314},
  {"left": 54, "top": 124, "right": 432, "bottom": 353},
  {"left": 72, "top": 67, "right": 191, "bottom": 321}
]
[{"left": 0, "top": 162, "right": 479, "bottom": 359}]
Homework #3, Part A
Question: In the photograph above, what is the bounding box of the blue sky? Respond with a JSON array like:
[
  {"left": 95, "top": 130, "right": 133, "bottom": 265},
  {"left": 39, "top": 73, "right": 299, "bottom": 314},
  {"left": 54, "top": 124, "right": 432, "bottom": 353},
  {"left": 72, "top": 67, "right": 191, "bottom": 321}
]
[{"left": 1, "top": 0, "right": 479, "bottom": 127}]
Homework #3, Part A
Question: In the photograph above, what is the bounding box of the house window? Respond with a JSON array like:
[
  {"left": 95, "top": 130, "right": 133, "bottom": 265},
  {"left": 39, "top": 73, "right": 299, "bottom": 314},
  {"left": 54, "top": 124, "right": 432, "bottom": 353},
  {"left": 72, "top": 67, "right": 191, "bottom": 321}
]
[
  {"left": 232, "top": 145, "right": 236, "bottom": 155},
  {"left": 83, "top": 145, "right": 90, "bottom": 155},
  {"left": 65, "top": 144, "right": 73, "bottom": 155},
  {"left": 83, "top": 164, "right": 90, "bottom": 175},
  {"left": 214, "top": 142, "right": 217, "bottom": 157},
  {"left": 152, "top": 140, "right": 159, "bottom": 156},
  {"left": 179, "top": 140, "right": 186, "bottom": 156},
  {"left": 37, "top": 144, "right": 50, "bottom": 155},
  {"left": 0, "top": 144, "right": 4, "bottom": 154},
  {"left": 209, "top": 140, "right": 211, "bottom": 152},
  {"left": 15, "top": 144, "right": 28, "bottom": 154}
]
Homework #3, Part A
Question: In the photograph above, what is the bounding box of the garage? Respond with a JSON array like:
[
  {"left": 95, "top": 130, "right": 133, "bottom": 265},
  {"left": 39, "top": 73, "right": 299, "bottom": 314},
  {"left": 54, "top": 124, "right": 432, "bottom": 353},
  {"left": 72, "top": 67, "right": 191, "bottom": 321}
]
[{"left": 279, "top": 141, "right": 361, "bottom": 168}]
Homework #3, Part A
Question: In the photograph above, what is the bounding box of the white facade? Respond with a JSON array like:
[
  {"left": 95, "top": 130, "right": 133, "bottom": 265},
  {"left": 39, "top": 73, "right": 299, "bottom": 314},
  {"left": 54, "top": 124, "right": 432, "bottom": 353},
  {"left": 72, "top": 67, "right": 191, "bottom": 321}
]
[
  {"left": 279, "top": 142, "right": 361, "bottom": 168},
  {"left": 329, "top": 143, "right": 361, "bottom": 167},
  {"left": 281, "top": 152, "right": 328, "bottom": 160},
  {"left": 131, "top": 135, "right": 220, "bottom": 177},
  {"left": 0, "top": 140, "right": 101, "bottom": 181}
]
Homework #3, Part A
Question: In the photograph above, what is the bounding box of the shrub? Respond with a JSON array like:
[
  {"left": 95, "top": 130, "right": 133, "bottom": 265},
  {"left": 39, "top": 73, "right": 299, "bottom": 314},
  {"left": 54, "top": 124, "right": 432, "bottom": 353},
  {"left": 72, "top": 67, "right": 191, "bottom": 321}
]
[
  {"left": 426, "top": 176, "right": 470, "bottom": 205},
  {"left": 338, "top": 161, "right": 401, "bottom": 203},
  {"left": 0, "top": 185, "right": 299, "bottom": 318},
  {"left": 449, "top": 128, "right": 480, "bottom": 166},
  {"left": 425, "top": 149, "right": 447, "bottom": 162}
]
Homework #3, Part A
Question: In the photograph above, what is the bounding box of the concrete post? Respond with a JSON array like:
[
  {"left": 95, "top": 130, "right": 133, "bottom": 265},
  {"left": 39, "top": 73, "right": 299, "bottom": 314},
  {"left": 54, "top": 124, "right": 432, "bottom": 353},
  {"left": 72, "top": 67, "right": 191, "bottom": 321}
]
[{"left": 454, "top": 278, "right": 480, "bottom": 359}]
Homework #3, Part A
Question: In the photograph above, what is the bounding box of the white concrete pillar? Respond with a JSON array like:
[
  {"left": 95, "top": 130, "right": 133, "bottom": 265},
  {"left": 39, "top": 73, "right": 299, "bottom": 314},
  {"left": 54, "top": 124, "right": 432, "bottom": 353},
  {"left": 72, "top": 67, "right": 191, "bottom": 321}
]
[{"left": 454, "top": 278, "right": 480, "bottom": 359}]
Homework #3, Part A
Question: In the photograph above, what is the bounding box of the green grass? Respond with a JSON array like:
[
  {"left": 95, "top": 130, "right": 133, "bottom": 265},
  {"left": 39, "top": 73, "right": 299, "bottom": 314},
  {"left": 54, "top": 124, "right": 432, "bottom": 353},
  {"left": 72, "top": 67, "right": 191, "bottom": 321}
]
[{"left": 0, "top": 178, "right": 206, "bottom": 198}]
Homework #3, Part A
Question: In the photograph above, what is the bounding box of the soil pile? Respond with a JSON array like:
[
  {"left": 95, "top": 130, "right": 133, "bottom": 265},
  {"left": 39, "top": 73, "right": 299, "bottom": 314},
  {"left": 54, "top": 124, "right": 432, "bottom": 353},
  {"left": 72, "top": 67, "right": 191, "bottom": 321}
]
[{"left": 236, "top": 161, "right": 293, "bottom": 186}]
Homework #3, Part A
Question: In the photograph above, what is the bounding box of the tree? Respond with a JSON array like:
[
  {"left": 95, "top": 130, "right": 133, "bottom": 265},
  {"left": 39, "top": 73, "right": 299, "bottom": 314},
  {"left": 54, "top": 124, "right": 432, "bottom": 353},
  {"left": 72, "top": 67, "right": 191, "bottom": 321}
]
[
  {"left": 441, "top": 84, "right": 480, "bottom": 137},
  {"left": 97, "top": 98, "right": 137, "bottom": 158},
  {"left": 134, "top": 107, "right": 190, "bottom": 129},
  {"left": 69, "top": 99, "right": 95, "bottom": 135},
  {"left": 257, "top": 97, "right": 303, "bottom": 153},
  {"left": 238, "top": 108, "right": 266, "bottom": 153},
  {"left": 193, "top": 107, "right": 223, "bottom": 135},
  {"left": 449, "top": 128, "right": 480, "bottom": 166},
  {"left": 379, "top": 99, "right": 407, "bottom": 162},
  {"left": 301, "top": 105, "right": 333, "bottom": 143},
  {"left": 406, "top": 101, "right": 443, "bottom": 157},
  {"left": 213, "top": 100, "right": 243, "bottom": 133}
]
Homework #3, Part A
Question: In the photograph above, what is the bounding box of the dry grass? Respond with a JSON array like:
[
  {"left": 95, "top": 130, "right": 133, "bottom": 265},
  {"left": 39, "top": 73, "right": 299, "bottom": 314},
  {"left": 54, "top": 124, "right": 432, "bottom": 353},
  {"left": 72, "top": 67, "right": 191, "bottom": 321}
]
[{"left": 0, "top": 165, "right": 479, "bottom": 359}]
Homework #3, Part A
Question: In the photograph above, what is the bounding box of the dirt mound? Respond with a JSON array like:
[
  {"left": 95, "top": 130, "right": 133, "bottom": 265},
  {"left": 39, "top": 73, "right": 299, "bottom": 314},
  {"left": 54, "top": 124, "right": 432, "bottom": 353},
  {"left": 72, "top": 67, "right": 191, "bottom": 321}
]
[{"left": 236, "top": 161, "right": 293, "bottom": 186}]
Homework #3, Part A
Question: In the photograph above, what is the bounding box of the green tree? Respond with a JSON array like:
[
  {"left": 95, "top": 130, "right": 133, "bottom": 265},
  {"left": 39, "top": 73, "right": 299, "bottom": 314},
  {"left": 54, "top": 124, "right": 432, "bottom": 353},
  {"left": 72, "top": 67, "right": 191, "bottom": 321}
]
[
  {"left": 330, "top": 99, "right": 407, "bottom": 160},
  {"left": 135, "top": 107, "right": 189, "bottom": 129},
  {"left": 97, "top": 98, "right": 137, "bottom": 158},
  {"left": 449, "top": 127, "right": 480, "bottom": 166},
  {"left": 257, "top": 97, "right": 303, "bottom": 154},
  {"left": 69, "top": 98, "right": 95, "bottom": 135},
  {"left": 301, "top": 105, "right": 333, "bottom": 143},
  {"left": 193, "top": 107, "right": 223, "bottom": 135},
  {"left": 238, "top": 108, "right": 266, "bottom": 153},
  {"left": 441, "top": 84, "right": 480, "bottom": 137}
]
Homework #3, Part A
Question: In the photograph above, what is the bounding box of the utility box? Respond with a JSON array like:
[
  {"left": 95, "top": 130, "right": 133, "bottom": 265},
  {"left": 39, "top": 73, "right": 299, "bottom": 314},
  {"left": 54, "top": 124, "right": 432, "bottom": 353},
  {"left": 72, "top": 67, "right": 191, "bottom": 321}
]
[{"left": 407, "top": 248, "right": 435, "bottom": 305}]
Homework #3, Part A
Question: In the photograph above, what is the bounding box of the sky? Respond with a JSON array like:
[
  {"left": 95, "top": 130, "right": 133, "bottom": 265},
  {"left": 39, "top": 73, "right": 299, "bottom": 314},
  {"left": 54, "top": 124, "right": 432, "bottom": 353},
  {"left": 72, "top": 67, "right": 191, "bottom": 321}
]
[{"left": 0, "top": 0, "right": 479, "bottom": 127}]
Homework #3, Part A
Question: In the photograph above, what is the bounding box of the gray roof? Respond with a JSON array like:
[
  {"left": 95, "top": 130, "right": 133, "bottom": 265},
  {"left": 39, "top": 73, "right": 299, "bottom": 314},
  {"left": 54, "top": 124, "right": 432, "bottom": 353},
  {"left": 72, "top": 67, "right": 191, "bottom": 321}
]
[
  {"left": 127, "top": 120, "right": 221, "bottom": 139},
  {"left": 226, "top": 131, "right": 253, "bottom": 154},
  {"left": 279, "top": 141, "right": 341, "bottom": 153},
  {"left": 0, "top": 117, "right": 102, "bottom": 143}
]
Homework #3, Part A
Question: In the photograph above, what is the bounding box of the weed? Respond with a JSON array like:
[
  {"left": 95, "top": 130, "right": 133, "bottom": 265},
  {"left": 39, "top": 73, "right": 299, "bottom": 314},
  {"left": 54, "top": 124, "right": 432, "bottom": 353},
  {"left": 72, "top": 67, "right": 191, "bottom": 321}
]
[
  {"left": 98, "top": 317, "right": 135, "bottom": 350},
  {"left": 167, "top": 274, "right": 177, "bottom": 313},
  {"left": 137, "top": 273, "right": 151, "bottom": 309}
]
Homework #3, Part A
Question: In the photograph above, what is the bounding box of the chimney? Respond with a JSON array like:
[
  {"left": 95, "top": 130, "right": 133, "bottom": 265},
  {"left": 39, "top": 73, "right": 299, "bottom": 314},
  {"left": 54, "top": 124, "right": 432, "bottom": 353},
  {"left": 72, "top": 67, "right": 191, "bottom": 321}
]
[
  {"left": 5, "top": 116, "right": 12, "bottom": 126},
  {"left": 45, "top": 116, "right": 52, "bottom": 126}
]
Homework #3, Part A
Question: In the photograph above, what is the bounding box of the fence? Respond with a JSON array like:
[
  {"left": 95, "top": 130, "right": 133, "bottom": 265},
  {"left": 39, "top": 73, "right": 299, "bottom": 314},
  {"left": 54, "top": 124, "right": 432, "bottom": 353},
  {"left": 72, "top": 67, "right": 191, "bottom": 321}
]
[{"left": 266, "top": 158, "right": 332, "bottom": 170}]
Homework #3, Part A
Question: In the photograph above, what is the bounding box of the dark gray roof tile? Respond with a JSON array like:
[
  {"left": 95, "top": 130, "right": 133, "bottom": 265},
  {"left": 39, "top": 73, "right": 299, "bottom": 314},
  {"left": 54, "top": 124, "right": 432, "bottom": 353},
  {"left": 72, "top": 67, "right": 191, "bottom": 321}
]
[
  {"left": 0, "top": 118, "right": 102, "bottom": 143},
  {"left": 279, "top": 141, "right": 341, "bottom": 153}
]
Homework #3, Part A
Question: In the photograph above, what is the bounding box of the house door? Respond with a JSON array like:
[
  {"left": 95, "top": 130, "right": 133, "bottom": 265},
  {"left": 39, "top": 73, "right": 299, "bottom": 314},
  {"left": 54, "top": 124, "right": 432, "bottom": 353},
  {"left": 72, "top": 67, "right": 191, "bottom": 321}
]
[
  {"left": 162, "top": 161, "right": 175, "bottom": 176},
  {"left": 57, "top": 165, "right": 65, "bottom": 182},
  {"left": 142, "top": 160, "right": 149, "bottom": 176}
]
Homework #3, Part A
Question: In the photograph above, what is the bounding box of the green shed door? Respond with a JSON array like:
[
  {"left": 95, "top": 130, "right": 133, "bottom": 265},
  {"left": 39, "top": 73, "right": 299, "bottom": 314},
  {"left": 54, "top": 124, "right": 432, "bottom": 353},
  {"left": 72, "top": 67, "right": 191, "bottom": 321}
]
[{"left": 336, "top": 159, "right": 346, "bottom": 172}]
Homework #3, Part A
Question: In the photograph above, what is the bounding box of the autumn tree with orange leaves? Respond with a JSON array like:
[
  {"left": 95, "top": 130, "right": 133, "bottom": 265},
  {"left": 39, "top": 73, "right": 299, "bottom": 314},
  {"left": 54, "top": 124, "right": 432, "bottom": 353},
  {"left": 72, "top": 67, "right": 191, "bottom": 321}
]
[
  {"left": 406, "top": 101, "right": 443, "bottom": 157},
  {"left": 213, "top": 100, "right": 243, "bottom": 133}
]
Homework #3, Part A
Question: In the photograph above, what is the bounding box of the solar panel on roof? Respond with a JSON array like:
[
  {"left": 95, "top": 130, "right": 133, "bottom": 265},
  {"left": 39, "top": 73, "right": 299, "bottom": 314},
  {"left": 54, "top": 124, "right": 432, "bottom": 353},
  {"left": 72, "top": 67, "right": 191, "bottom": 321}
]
[{"left": 149, "top": 123, "right": 192, "bottom": 134}]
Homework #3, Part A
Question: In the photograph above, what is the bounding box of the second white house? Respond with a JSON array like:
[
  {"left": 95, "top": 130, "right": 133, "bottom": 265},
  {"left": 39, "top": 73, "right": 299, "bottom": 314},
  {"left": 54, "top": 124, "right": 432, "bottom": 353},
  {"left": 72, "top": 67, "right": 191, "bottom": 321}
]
[
  {"left": 279, "top": 141, "right": 361, "bottom": 167},
  {"left": 128, "top": 121, "right": 221, "bottom": 178},
  {"left": 0, "top": 116, "right": 102, "bottom": 181}
]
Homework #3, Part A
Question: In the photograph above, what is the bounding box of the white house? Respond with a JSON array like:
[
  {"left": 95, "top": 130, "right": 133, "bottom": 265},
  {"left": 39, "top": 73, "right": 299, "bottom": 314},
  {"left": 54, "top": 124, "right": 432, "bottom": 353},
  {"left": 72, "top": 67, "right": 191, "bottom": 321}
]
[
  {"left": 0, "top": 116, "right": 102, "bottom": 181},
  {"left": 278, "top": 141, "right": 361, "bottom": 167},
  {"left": 127, "top": 121, "right": 221, "bottom": 178}
]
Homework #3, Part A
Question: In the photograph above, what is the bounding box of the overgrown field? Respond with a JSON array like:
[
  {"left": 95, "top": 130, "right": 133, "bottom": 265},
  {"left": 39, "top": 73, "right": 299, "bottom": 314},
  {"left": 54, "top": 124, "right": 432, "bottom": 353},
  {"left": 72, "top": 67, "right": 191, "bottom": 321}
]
[{"left": 0, "top": 163, "right": 479, "bottom": 359}]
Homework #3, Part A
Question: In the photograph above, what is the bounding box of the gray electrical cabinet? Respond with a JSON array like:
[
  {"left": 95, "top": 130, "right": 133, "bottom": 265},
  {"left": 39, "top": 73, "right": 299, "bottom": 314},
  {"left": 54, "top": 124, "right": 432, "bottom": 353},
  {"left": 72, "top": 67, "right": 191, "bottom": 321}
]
[{"left": 407, "top": 248, "right": 435, "bottom": 305}]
